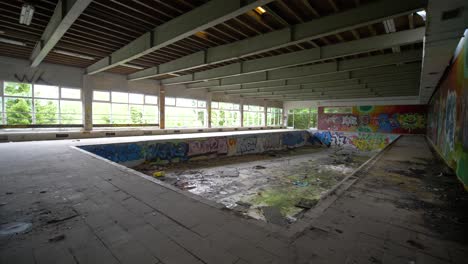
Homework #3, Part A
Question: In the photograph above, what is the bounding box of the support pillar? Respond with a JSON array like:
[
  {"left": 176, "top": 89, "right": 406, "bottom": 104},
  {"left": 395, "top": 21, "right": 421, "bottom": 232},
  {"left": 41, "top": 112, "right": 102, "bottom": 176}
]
[
  {"left": 82, "top": 75, "right": 93, "bottom": 131},
  {"left": 263, "top": 100, "right": 268, "bottom": 127},
  {"left": 240, "top": 99, "right": 244, "bottom": 127},
  {"left": 159, "top": 86, "right": 165, "bottom": 129},
  {"left": 206, "top": 93, "right": 212, "bottom": 128}
]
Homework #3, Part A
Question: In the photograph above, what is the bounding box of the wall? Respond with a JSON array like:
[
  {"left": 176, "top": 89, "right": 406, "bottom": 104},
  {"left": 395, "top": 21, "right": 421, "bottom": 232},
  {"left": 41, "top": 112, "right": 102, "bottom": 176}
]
[
  {"left": 79, "top": 130, "right": 310, "bottom": 166},
  {"left": 317, "top": 105, "right": 427, "bottom": 134},
  {"left": 427, "top": 34, "right": 468, "bottom": 187},
  {"left": 312, "top": 130, "right": 399, "bottom": 151}
]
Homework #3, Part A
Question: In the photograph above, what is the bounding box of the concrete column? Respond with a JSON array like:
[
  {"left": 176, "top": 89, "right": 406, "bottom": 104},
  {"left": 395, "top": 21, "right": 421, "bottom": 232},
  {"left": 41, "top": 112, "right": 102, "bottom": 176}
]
[
  {"left": 206, "top": 93, "right": 212, "bottom": 128},
  {"left": 263, "top": 100, "right": 268, "bottom": 127},
  {"left": 159, "top": 86, "right": 165, "bottom": 129},
  {"left": 82, "top": 75, "right": 93, "bottom": 131},
  {"left": 239, "top": 99, "right": 244, "bottom": 127}
]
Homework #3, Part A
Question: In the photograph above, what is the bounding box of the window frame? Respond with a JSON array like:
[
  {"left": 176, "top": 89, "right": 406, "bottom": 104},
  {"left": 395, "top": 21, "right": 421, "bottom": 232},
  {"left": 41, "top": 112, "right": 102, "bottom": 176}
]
[{"left": 1, "top": 81, "right": 84, "bottom": 126}]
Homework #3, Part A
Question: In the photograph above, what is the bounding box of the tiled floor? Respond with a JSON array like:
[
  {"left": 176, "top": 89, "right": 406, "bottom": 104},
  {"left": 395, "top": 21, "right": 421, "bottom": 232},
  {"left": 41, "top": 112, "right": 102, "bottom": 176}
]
[{"left": 0, "top": 133, "right": 467, "bottom": 263}]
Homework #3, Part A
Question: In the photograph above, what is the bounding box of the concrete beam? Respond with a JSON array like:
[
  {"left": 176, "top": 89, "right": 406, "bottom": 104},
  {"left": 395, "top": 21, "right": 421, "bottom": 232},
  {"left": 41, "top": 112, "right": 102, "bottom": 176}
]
[
  {"left": 187, "top": 51, "right": 422, "bottom": 89},
  {"left": 242, "top": 88, "right": 419, "bottom": 100},
  {"left": 163, "top": 30, "right": 424, "bottom": 86},
  {"left": 128, "top": 0, "right": 426, "bottom": 80},
  {"left": 30, "top": 0, "right": 92, "bottom": 67},
  {"left": 209, "top": 70, "right": 420, "bottom": 93},
  {"left": 228, "top": 79, "right": 419, "bottom": 96},
  {"left": 86, "top": 0, "right": 275, "bottom": 74}
]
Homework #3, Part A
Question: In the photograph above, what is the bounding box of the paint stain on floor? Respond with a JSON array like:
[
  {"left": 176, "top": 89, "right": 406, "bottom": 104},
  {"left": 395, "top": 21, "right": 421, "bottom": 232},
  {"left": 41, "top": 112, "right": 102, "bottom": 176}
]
[{"left": 134, "top": 145, "right": 376, "bottom": 224}]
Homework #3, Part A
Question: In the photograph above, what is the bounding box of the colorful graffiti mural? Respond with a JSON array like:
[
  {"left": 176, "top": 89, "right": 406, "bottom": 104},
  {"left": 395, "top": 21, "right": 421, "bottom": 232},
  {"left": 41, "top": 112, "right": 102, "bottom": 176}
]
[
  {"left": 318, "top": 105, "right": 426, "bottom": 134},
  {"left": 79, "top": 130, "right": 310, "bottom": 165},
  {"left": 313, "top": 131, "right": 397, "bottom": 151},
  {"left": 427, "top": 32, "right": 468, "bottom": 187}
]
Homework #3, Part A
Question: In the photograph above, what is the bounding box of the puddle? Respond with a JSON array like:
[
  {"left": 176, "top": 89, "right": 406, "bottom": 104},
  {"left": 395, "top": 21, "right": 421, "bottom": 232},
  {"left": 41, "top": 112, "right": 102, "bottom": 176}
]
[
  {"left": 0, "top": 222, "right": 32, "bottom": 236},
  {"left": 134, "top": 145, "right": 374, "bottom": 225}
]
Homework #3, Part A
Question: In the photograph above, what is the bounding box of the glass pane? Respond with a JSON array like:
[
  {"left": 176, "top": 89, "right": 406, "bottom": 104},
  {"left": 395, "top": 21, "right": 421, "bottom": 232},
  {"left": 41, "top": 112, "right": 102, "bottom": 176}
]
[
  {"left": 232, "top": 104, "right": 240, "bottom": 110},
  {"left": 61, "top": 100, "right": 82, "bottom": 124},
  {"left": 0, "top": 97, "right": 2, "bottom": 124},
  {"left": 129, "top": 104, "right": 144, "bottom": 124},
  {"left": 34, "top": 99, "right": 59, "bottom": 124},
  {"left": 211, "top": 102, "right": 219, "bottom": 109},
  {"left": 129, "top": 93, "right": 144, "bottom": 104},
  {"left": 5, "top": 97, "right": 32, "bottom": 124},
  {"left": 165, "top": 97, "right": 175, "bottom": 105},
  {"left": 143, "top": 105, "right": 158, "bottom": 124},
  {"left": 93, "top": 91, "right": 110, "bottom": 101},
  {"left": 243, "top": 105, "right": 249, "bottom": 111},
  {"left": 111, "top": 92, "right": 128, "bottom": 103},
  {"left": 92, "top": 102, "right": 111, "bottom": 124},
  {"left": 111, "top": 103, "right": 129, "bottom": 124},
  {"left": 61, "top": 88, "right": 81, "bottom": 99},
  {"left": 176, "top": 98, "right": 197, "bottom": 107},
  {"left": 4, "top": 82, "right": 32, "bottom": 97},
  {"left": 197, "top": 100, "right": 206, "bottom": 108},
  {"left": 34, "top": 85, "right": 59, "bottom": 98},
  {"left": 145, "top": 95, "right": 158, "bottom": 104}
]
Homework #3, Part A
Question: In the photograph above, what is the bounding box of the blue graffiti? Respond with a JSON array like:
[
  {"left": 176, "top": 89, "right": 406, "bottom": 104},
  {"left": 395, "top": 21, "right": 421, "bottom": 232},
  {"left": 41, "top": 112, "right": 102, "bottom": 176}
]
[
  {"left": 377, "top": 113, "right": 400, "bottom": 132},
  {"left": 146, "top": 142, "right": 189, "bottom": 162},
  {"left": 314, "top": 131, "right": 332, "bottom": 147},
  {"left": 80, "top": 143, "right": 143, "bottom": 163},
  {"left": 282, "top": 132, "right": 306, "bottom": 147}
]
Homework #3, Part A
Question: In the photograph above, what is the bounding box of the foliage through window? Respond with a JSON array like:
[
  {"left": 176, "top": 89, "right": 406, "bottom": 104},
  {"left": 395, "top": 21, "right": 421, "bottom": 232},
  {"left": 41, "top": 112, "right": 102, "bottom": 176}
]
[
  {"left": 211, "top": 101, "right": 240, "bottom": 127},
  {"left": 92, "top": 91, "right": 158, "bottom": 125},
  {"left": 165, "top": 97, "right": 206, "bottom": 128},
  {"left": 287, "top": 108, "right": 318, "bottom": 129},
  {"left": 1, "top": 82, "right": 82, "bottom": 125},
  {"left": 267, "top": 107, "right": 283, "bottom": 126},
  {"left": 243, "top": 104, "right": 264, "bottom": 127},
  {"left": 323, "top": 107, "right": 352, "bottom": 114}
]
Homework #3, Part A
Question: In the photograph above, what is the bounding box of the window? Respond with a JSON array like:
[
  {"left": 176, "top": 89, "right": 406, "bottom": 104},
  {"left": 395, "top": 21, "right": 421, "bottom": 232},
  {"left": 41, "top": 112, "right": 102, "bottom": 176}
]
[
  {"left": 1, "top": 82, "right": 83, "bottom": 125},
  {"left": 287, "top": 108, "right": 318, "bottom": 129},
  {"left": 92, "top": 91, "right": 158, "bottom": 125},
  {"left": 165, "top": 97, "right": 206, "bottom": 128},
  {"left": 323, "top": 107, "right": 352, "bottom": 114},
  {"left": 243, "top": 104, "right": 264, "bottom": 127},
  {"left": 211, "top": 101, "right": 240, "bottom": 127},
  {"left": 267, "top": 107, "right": 283, "bottom": 126}
]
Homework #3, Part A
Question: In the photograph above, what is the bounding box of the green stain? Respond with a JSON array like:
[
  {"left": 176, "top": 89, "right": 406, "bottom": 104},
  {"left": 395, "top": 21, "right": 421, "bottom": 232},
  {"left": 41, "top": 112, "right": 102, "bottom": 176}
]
[
  {"left": 358, "top": 105, "right": 374, "bottom": 113},
  {"left": 456, "top": 152, "right": 468, "bottom": 185}
]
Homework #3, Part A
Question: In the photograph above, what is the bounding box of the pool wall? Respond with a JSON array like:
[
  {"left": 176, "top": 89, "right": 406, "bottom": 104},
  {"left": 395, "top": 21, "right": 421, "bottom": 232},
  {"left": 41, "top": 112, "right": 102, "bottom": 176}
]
[{"left": 78, "top": 130, "right": 399, "bottom": 166}]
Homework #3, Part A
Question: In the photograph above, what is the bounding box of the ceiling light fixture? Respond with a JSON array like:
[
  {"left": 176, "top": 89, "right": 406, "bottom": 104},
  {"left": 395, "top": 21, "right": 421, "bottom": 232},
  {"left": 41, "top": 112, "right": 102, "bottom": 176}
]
[
  {"left": 53, "top": 49, "right": 95, "bottom": 60},
  {"left": 255, "top": 6, "right": 266, "bottom": 15},
  {"left": 416, "top": 10, "right": 426, "bottom": 21},
  {"left": 19, "top": 3, "right": 35, "bottom": 26},
  {"left": 0, "top": 37, "right": 27, "bottom": 46},
  {"left": 121, "top": 63, "right": 144, "bottom": 70}
]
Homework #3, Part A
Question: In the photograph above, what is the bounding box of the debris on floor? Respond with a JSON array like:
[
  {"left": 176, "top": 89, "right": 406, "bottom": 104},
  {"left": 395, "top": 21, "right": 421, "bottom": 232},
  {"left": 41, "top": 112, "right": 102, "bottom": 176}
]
[{"left": 134, "top": 145, "right": 374, "bottom": 224}]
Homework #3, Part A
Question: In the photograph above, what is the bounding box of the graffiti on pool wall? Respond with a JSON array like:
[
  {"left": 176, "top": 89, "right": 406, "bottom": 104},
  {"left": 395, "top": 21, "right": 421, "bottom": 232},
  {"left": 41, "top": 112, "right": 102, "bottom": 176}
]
[
  {"left": 318, "top": 105, "right": 427, "bottom": 134},
  {"left": 313, "top": 131, "right": 395, "bottom": 150},
  {"left": 237, "top": 136, "right": 258, "bottom": 154},
  {"left": 349, "top": 133, "right": 393, "bottom": 151},
  {"left": 187, "top": 137, "right": 228, "bottom": 157},
  {"left": 445, "top": 91, "right": 457, "bottom": 152},
  {"left": 80, "top": 143, "right": 144, "bottom": 163},
  {"left": 427, "top": 34, "right": 468, "bottom": 185},
  {"left": 262, "top": 133, "right": 282, "bottom": 151},
  {"left": 282, "top": 132, "right": 306, "bottom": 147},
  {"left": 146, "top": 141, "right": 189, "bottom": 162}
]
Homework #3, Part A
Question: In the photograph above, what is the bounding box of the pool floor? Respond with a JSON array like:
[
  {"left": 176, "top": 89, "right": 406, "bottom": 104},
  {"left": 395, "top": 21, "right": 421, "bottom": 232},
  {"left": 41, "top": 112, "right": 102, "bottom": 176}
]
[{"left": 133, "top": 145, "right": 374, "bottom": 225}]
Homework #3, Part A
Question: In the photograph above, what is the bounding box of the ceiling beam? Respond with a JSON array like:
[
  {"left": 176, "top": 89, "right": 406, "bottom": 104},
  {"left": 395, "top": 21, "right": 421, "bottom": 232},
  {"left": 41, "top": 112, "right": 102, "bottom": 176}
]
[
  {"left": 30, "top": 0, "right": 92, "bottom": 67},
  {"left": 127, "top": 0, "right": 426, "bottom": 81},
  {"left": 184, "top": 50, "right": 422, "bottom": 89},
  {"left": 207, "top": 67, "right": 420, "bottom": 92},
  {"left": 240, "top": 87, "right": 419, "bottom": 99},
  {"left": 212, "top": 72, "right": 420, "bottom": 93},
  {"left": 86, "top": 0, "right": 276, "bottom": 75},
  {"left": 225, "top": 79, "right": 419, "bottom": 96},
  {"left": 161, "top": 28, "right": 424, "bottom": 85}
]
